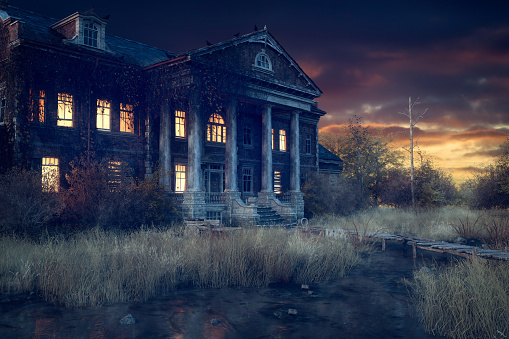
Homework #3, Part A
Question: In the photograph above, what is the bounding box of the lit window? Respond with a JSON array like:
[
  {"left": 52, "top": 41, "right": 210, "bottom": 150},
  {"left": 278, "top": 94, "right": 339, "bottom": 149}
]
[
  {"left": 96, "top": 99, "right": 111, "bottom": 131},
  {"left": 255, "top": 51, "right": 271, "bottom": 70},
  {"left": 305, "top": 134, "right": 312, "bottom": 154},
  {"left": 120, "top": 103, "right": 134, "bottom": 133},
  {"left": 279, "top": 129, "right": 287, "bottom": 152},
  {"left": 274, "top": 170, "right": 282, "bottom": 194},
  {"left": 243, "top": 168, "right": 252, "bottom": 192},
  {"left": 42, "top": 157, "right": 59, "bottom": 193},
  {"left": 83, "top": 22, "right": 98, "bottom": 48},
  {"left": 175, "top": 110, "right": 186, "bottom": 138},
  {"left": 107, "top": 160, "right": 122, "bottom": 190},
  {"left": 207, "top": 113, "right": 226, "bottom": 143},
  {"left": 57, "top": 93, "right": 73, "bottom": 127},
  {"left": 0, "top": 91, "right": 5, "bottom": 123},
  {"left": 243, "top": 125, "right": 252, "bottom": 145},
  {"left": 272, "top": 128, "right": 274, "bottom": 150},
  {"left": 175, "top": 164, "right": 186, "bottom": 192},
  {"left": 29, "top": 89, "right": 45, "bottom": 123}
]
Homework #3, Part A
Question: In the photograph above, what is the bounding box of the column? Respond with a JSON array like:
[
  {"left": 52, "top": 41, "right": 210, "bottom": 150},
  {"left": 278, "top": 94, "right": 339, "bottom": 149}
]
[
  {"left": 258, "top": 104, "right": 274, "bottom": 206},
  {"left": 290, "top": 110, "right": 300, "bottom": 192},
  {"left": 225, "top": 98, "right": 239, "bottom": 192},
  {"left": 187, "top": 91, "right": 203, "bottom": 192},
  {"left": 158, "top": 100, "right": 171, "bottom": 188}
]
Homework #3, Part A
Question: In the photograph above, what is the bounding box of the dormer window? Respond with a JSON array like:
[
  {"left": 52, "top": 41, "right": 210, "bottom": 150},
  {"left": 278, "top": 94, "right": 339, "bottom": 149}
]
[
  {"left": 254, "top": 49, "right": 272, "bottom": 72},
  {"left": 83, "top": 22, "right": 98, "bottom": 48}
]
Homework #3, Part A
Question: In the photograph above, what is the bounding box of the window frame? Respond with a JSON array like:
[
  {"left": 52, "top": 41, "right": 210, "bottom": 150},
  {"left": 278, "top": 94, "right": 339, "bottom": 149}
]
[
  {"left": 242, "top": 168, "right": 253, "bottom": 193},
  {"left": 243, "top": 124, "right": 252, "bottom": 146},
  {"left": 254, "top": 50, "right": 272, "bottom": 72},
  {"left": 120, "top": 103, "right": 134, "bottom": 133},
  {"left": 42, "top": 157, "right": 59, "bottom": 193},
  {"left": 83, "top": 21, "right": 99, "bottom": 48},
  {"left": 273, "top": 170, "right": 282, "bottom": 194},
  {"left": 96, "top": 99, "right": 111, "bottom": 131},
  {"left": 175, "top": 110, "right": 186, "bottom": 138},
  {"left": 279, "top": 129, "right": 287, "bottom": 152},
  {"left": 305, "top": 134, "right": 312, "bottom": 154},
  {"left": 57, "top": 93, "right": 73, "bottom": 127},
  {"left": 207, "top": 113, "right": 226, "bottom": 143},
  {"left": 175, "top": 164, "right": 187, "bottom": 192},
  {"left": 28, "top": 89, "right": 45, "bottom": 123}
]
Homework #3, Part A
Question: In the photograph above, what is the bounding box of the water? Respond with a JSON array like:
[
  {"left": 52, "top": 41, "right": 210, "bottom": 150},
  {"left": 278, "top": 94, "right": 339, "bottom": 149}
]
[{"left": 0, "top": 243, "right": 450, "bottom": 338}]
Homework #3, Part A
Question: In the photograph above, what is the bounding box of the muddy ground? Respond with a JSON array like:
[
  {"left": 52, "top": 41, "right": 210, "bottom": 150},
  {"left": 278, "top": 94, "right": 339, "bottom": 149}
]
[{"left": 0, "top": 242, "right": 452, "bottom": 338}]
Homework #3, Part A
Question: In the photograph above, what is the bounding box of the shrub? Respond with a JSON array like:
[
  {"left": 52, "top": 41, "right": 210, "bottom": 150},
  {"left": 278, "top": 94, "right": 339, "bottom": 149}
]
[{"left": 0, "top": 168, "right": 63, "bottom": 236}]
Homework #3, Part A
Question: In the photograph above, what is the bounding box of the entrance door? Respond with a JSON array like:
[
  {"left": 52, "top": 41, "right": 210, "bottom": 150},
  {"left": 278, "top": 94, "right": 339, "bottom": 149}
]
[{"left": 209, "top": 172, "right": 222, "bottom": 193}]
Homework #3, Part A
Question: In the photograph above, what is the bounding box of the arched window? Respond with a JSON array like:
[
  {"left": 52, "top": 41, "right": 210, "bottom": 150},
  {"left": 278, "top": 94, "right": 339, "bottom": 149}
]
[
  {"left": 83, "top": 22, "right": 98, "bottom": 48},
  {"left": 207, "top": 113, "right": 226, "bottom": 143},
  {"left": 255, "top": 50, "right": 272, "bottom": 71}
]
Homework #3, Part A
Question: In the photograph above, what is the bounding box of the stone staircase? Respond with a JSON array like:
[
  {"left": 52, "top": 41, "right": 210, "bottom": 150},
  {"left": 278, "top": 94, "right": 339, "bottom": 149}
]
[{"left": 257, "top": 206, "right": 285, "bottom": 225}]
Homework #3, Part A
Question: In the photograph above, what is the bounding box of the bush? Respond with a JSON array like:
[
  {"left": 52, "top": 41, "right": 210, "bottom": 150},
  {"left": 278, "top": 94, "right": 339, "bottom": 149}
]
[
  {"left": 0, "top": 168, "right": 63, "bottom": 236},
  {"left": 302, "top": 172, "right": 369, "bottom": 217}
]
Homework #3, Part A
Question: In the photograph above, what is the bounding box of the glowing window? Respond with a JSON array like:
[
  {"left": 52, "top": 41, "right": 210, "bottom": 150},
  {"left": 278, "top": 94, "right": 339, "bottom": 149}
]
[
  {"left": 279, "top": 129, "right": 287, "bottom": 152},
  {"left": 274, "top": 170, "right": 282, "bottom": 194},
  {"left": 175, "top": 164, "right": 186, "bottom": 192},
  {"left": 97, "top": 99, "right": 111, "bottom": 131},
  {"left": 207, "top": 113, "right": 226, "bottom": 143},
  {"left": 120, "top": 103, "right": 134, "bottom": 133},
  {"left": 57, "top": 93, "right": 73, "bottom": 127},
  {"left": 243, "top": 168, "right": 252, "bottom": 193},
  {"left": 107, "top": 160, "right": 122, "bottom": 190},
  {"left": 175, "top": 110, "right": 186, "bottom": 138},
  {"left": 28, "top": 89, "right": 45, "bottom": 123},
  {"left": 42, "top": 157, "right": 59, "bottom": 193},
  {"left": 255, "top": 51, "right": 271, "bottom": 70},
  {"left": 83, "top": 22, "right": 98, "bottom": 48}
]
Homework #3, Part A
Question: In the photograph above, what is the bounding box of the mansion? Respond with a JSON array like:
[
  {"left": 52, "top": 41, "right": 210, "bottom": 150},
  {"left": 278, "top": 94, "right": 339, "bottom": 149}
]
[{"left": 0, "top": 1, "right": 341, "bottom": 224}]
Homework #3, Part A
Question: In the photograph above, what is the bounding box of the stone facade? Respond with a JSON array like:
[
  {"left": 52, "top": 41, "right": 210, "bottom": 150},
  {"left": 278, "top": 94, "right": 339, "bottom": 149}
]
[{"left": 0, "top": 3, "right": 331, "bottom": 224}]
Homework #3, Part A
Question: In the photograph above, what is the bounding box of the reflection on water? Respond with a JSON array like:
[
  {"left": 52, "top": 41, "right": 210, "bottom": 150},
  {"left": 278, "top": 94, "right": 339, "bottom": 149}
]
[{"left": 1, "top": 244, "right": 449, "bottom": 338}]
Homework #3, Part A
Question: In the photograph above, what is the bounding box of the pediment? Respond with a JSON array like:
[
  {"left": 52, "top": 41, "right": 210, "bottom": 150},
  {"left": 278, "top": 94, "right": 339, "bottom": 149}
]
[{"left": 188, "top": 30, "right": 322, "bottom": 98}]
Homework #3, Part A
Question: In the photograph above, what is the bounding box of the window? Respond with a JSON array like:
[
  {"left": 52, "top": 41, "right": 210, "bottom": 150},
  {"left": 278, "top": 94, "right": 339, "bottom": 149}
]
[
  {"left": 243, "top": 168, "right": 252, "bottom": 193},
  {"left": 305, "top": 134, "right": 312, "bottom": 154},
  {"left": 255, "top": 50, "right": 272, "bottom": 71},
  {"left": 42, "top": 157, "right": 59, "bottom": 193},
  {"left": 107, "top": 160, "right": 122, "bottom": 190},
  {"left": 120, "top": 103, "right": 134, "bottom": 133},
  {"left": 96, "top": 99, "right": 111, "bottom": 131},
  {"left": 274, "top": 170, "right": 282, "bottom": 194},
  {"left": 175, "top": 110, "right": 186, "bottom": 138},
  {"left": 279, "top": 129, "right": 287, "bottom": 152},
  {"left": 57, "top": 93, "right": 73, "bottom": 127},
  {"left": 175, "top": 164, "right": 186, "bottom": 192},
  {"left": 83, "top": 22, "right": 98, "bottom": 48},
  {"left": 243, "top": 125, "right": 252, "bottom": 146},
  {"left": 207, "top": 113, "right": 226, "bottom": 143},
  {"left": 29, "top": 89, "right": 45, "bottom": 123},
  {"left": 0, "top": 91, "right": 5, "bottom": 123},
  {"left": 272, "top": 128, "right": 274, "bottom": 150}
]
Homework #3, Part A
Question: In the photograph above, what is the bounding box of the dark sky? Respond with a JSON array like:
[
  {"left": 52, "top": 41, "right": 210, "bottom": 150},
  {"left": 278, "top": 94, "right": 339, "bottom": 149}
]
[{"left": 12, "top": 0, "right": 509, "bottom": 182}]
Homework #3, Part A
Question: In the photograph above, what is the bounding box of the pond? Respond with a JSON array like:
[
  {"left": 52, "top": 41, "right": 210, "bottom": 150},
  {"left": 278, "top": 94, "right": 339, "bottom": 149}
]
[{"left": 0, "top": 243, "right": 451, "bottom": 338}]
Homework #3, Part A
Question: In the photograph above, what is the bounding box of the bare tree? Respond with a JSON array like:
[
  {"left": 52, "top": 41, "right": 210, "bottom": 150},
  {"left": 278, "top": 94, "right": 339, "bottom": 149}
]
[{"left": 399, "top": 97, "right": 428, "bottom": 209}]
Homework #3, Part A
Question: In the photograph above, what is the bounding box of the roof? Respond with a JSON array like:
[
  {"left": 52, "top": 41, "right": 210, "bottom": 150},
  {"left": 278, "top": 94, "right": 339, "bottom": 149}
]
[
  {"left": 1, "top": 6, "right": 175, "bottom": 67},
  {"left": 319, "top": 144, "right": 342, "bottom": 163}
]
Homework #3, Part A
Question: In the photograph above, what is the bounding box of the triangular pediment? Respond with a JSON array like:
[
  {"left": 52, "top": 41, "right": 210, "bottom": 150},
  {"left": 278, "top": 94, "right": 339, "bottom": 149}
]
[{"left": 186, "top": 30, "right": 322, "bottom": 98}]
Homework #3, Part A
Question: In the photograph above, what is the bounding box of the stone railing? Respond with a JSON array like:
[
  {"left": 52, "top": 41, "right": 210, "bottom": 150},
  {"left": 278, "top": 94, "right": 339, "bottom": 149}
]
[
  {"left": 275, "top": 192, "right": 292, "bottom": 203},
  {"left": 205, "top": 192, "right": 226, "bottom": 204},
  {"left": 168, "top": 192, "right": 184, "bottom": 204}
]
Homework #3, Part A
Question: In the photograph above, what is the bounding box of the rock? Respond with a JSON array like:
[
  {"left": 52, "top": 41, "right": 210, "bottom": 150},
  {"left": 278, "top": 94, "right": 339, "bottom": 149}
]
[
  {"left": 288, "top": 308, "right": 298, "bottom": 315},
  {"left": 120, "top": 314, "right": 136, "bottom": 325},
  {"left": 419, "top": 267, "right": 431, "bottom": 274},
  {"left": 211, "top": 318, "right": 219, "bottom": 325},
  {"left": 301, "top": 284, "right": 309, "bottom": 290},
  {"left": 454, "top": 237, "right": 467, "bottom": 245}
]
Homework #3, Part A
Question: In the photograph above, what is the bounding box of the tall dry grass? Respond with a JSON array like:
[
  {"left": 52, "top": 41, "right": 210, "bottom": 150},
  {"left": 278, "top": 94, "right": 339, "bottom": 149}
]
[
  {"left": 410, "top": 258, "right": 509, "bottom": 338},
  {"left": 0, "top": 227, "right": 359, "bottom": 308}
]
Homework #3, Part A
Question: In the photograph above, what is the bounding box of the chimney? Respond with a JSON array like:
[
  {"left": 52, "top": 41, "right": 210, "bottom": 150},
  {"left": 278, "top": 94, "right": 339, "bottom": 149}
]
[{"left": 0, "top": 0, "right": 8, "bottom": 12}]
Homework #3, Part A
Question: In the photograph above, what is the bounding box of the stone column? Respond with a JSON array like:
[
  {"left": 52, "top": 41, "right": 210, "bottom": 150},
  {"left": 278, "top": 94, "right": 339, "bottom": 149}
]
[
  {"left": 183, "top": 90, "right": 205, "bottom": 219},
  {"left": 258, "top": 104, "right": 274, "bottom": 206},
  {"left": 290, "top": 110, "right": 300, "bottom": 192},
  {"left": 187, "top": 91, "right": 203, "bottom": 192},
  {"left": 158, "top": 100, "right": 171, "bottom": 189},
  {"left": 225, "top": 98, "right": 239, "bottom": 192}
]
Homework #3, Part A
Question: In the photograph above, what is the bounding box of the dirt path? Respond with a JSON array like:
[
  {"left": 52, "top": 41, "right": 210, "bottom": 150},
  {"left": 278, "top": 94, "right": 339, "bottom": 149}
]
[{"left": 0, "top": 243, "right": 450, "bottom": 338}]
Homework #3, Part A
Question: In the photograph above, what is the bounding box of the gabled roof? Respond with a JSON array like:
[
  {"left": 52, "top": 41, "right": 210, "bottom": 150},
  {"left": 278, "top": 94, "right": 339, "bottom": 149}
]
[
  {"left": 184, "top": 29, "right": 322, "bottom": 97},
  {"left": 1, "top": 6, "right": 175, "bottom": 67},
  {"left": 319, "top": 144, "right": 342, "bottom": 163}
]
